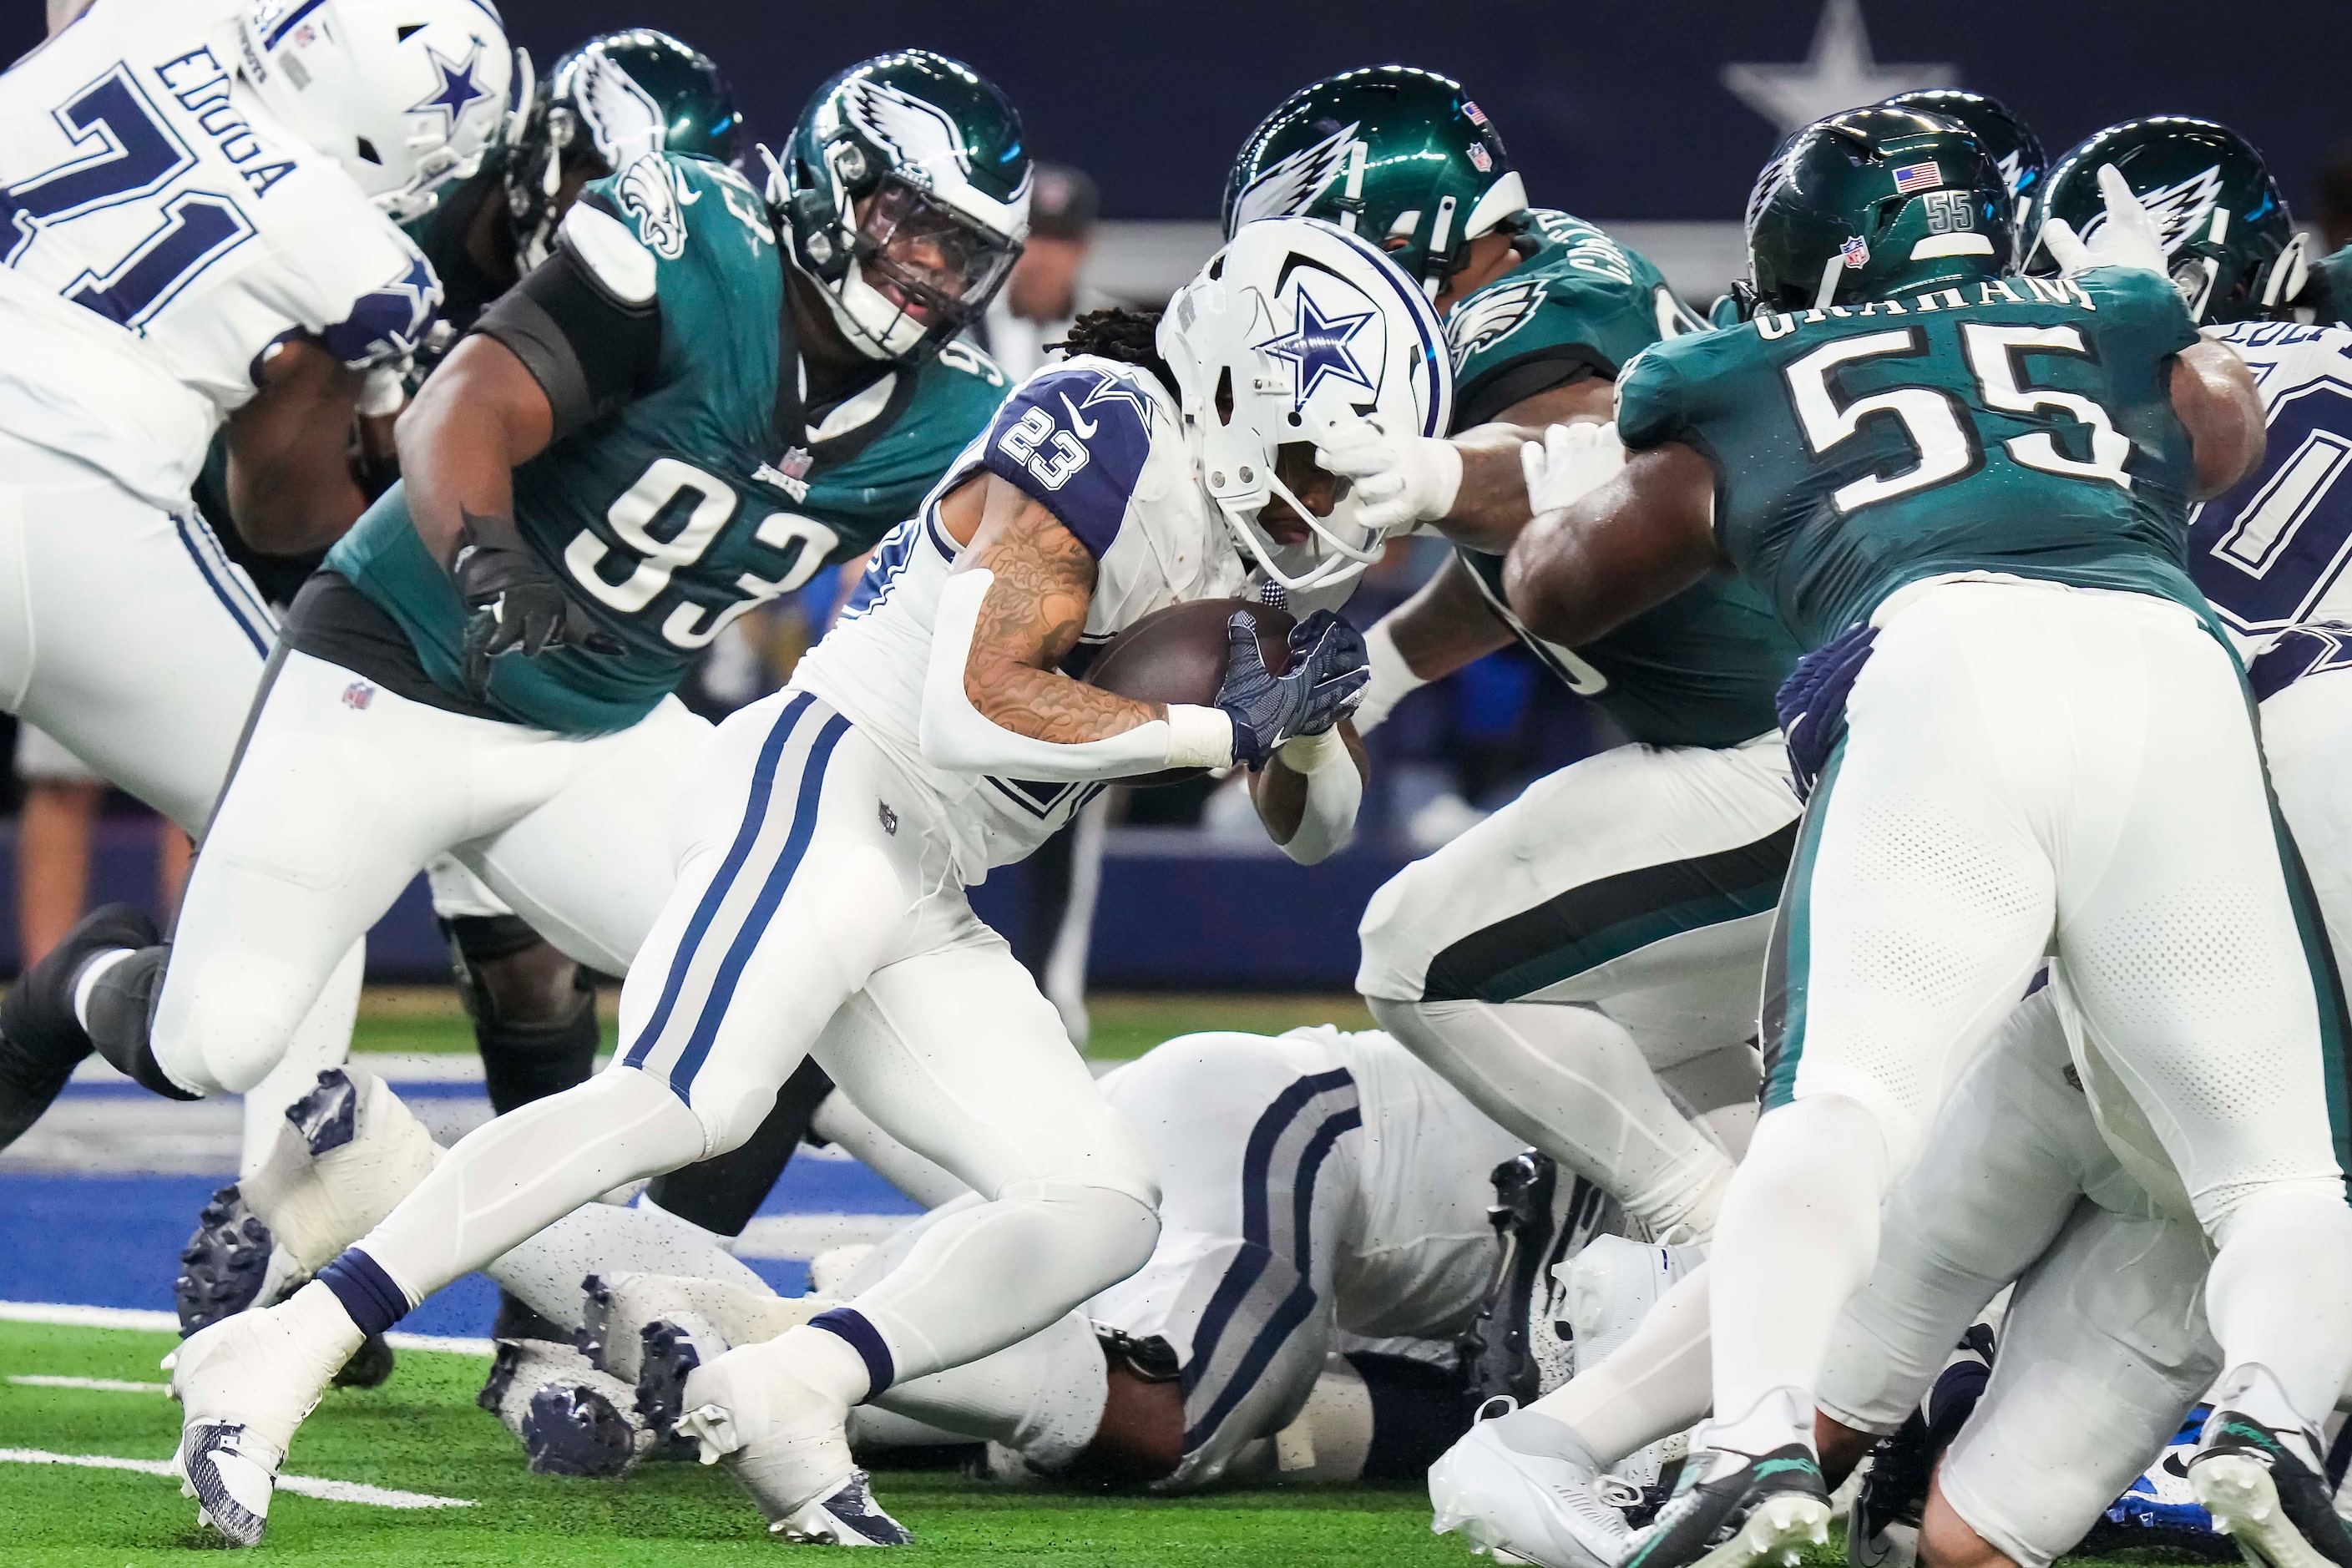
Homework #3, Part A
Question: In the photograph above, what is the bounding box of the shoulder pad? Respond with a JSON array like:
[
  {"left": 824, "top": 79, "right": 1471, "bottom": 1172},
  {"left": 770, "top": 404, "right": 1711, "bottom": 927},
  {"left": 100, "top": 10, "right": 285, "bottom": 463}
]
[
  {"left": 589, "top": 154, "right": 773, "bottom": 270},
  {"left": 560, "top": 200, "right": 657, "bottom": 305},
  {"left": 980, "top": 362, "right": 1160, "bottom": 559},
  {"left": 319, "top": 248, "right": 442, "bottom": 368}
]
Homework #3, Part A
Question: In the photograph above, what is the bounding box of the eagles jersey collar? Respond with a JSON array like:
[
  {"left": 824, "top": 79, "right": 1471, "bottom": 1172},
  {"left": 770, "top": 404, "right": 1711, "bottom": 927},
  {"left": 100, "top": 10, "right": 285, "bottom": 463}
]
[{"left": 757, "top": 287, "right": 913, "bottom": 503}]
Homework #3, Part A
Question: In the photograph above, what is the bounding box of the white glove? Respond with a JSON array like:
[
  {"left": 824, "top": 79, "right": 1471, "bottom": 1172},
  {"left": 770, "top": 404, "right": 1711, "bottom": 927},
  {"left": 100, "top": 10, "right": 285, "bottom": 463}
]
[
  {"left": 2038, "top": 164, "right": 2170, "bottom": 282},
  {"left": 1352, "top": 617, "right": 1427, "bottom": 736},
  {"left": 1520, "top": 421, "right": 1626, "bottom": 517},
  {"left": 358, "top": 362, "right": 409, "bottom": 418},
  {"left": 1315, "top": 413, "right": 1464, "bottom": 534}
]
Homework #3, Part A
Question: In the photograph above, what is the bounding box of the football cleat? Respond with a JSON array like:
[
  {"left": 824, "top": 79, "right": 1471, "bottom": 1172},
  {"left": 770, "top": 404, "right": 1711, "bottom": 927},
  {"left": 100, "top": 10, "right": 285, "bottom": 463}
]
[
  {"left": 241, "top": 1067, "right": 443, "bottom": 1275},
  {"left": 2076, "top": 1407, "right": 2229, "bottom": 1560},
  {"left": 1620, "top": 1444, "right": 1831, "bottom": 1568},
  {"left": 1429, "top": 1398, "right": 1639, "bottom": 1568},
  {"left": 175, "top": 1183, "right": 394, "bottom": 1389},
  {"left": 1564, "top": 1234, "right": 1702, "bottom": 1377},
  {"left": 2190, "top": 1409, "right": 2352, "bottom": 1568},
  {"left": 0, "top": 903, "right": 154, "bottom": 1151},
  {"left": 165, "top": 1294, "right": 353, "bottom": 1547},
  {"left": 1846, "top": 1323, "right": 1995, "bottom": 1568},
  {"left": 1460, "top": 1152, "right": 1619, "bottom": 1406},
  {"left": 478, "top": 1338, "right": 645, "bottom": 1477},
  {"left": 579, "top": 1270, "right": 818, "bottom": 1384},
  {"left": 676, "top": 1337, "right": 909, "bottom": 1545}
]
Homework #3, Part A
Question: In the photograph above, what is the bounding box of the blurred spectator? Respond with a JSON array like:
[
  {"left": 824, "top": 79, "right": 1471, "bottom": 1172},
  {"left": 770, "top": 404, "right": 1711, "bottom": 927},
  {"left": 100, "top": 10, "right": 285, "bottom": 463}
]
[
  {"left": 2319, "top": 143, "right": 2352, "bottom": 251},
  {"left": 15, "top": 725, "right": 190, "bottom": 965},
  {"left": 978, "top": 163, "right": 1109, "bottom": 381}
]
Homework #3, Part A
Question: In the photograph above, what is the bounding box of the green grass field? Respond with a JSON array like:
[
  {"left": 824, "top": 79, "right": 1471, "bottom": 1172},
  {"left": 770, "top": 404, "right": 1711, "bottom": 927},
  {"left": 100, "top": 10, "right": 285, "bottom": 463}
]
[
  {"left": 1, "top": 1318, "right": 1508, "bottom": 1567},
  {"left": 347, "top": 988, "right": 1377, "bottom": 1062}
]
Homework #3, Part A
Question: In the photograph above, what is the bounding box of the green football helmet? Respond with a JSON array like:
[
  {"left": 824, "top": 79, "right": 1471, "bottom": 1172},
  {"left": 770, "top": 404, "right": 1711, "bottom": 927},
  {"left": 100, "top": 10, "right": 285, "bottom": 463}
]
[
  {"left": 2025, "top": 117, "right": 2308, "bottom": 325},
  {"left": 1222, "top": 66, "right": 1525, "bottom": 299},
  {"left": 1741, "top": 105, "right": 2011, "bottom": 315},
  {"left": 1882, "top": 89, "right": 2046, "bottom": 247},
  {"left": 771, "top": 50, "right": 1030, "bottom": 362},
  {"left": 507, "top": 29, "right": 742, "bottom": 269}
]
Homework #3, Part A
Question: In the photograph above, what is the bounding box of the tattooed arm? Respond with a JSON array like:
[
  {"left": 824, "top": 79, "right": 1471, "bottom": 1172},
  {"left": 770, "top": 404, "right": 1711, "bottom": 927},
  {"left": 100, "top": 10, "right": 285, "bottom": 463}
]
[{"left": 917, "top": 473, "right": 1238, "bottom": 781}]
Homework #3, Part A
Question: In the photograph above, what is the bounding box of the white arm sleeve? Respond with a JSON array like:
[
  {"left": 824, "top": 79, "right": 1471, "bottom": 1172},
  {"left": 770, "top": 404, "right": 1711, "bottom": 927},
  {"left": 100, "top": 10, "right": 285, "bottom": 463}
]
[
  {"left": 1268, "top": 726, "right": 1363, "bottom": 866},
  {"left": 918, "top": 569, "right": 1235, "bottom": 781}
]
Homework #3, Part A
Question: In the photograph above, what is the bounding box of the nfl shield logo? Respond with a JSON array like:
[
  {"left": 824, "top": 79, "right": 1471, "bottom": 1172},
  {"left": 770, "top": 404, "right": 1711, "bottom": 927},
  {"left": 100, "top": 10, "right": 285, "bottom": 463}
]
[
  {"left": 1840, "top": 235, "right": 1870, "bottom": 269},
  {"left": 1467, "top": 144, "right": 1493, "bottom": 173},
  {"left": 1891, "top": 162, "right": 1940, "bottom": 195},
  {"left": 780, "top": 447, "right": 813, "bottom": 480},
  {"left": 341, "top": 680, "right": 376, "bottom": 711}
]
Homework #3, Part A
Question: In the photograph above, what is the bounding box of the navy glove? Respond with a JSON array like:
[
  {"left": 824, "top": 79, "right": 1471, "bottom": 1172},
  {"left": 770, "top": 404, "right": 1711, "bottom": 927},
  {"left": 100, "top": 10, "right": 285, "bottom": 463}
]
[
  {"left": 1216, "top": 609, "right": 1369, "bottom": 770},
  {"left": 453, "top": 520, "right": 622, "bottom": 698}
]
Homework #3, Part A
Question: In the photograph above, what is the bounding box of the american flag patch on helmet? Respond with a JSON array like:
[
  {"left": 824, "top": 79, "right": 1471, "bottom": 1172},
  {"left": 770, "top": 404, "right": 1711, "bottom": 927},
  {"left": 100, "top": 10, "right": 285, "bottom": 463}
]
[
  {"left": 1891, "top": 162, "right": 1940, "bottom": 194},
  {"left": 1840, "top": 235, "right": 1870, "bottom": 268}
]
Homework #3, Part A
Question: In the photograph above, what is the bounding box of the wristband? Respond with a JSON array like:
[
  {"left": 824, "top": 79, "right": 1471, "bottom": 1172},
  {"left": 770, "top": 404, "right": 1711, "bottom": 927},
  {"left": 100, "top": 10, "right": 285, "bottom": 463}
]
[
  {"left": 1165, "top": 703, "right": 1238, "bottom": 770},
  {"left": 1353, "top": 619, "right": 1429, "bottom": 736},
  {"left": 1277, "top": 726, "right": 1347, "bottom": 772}
]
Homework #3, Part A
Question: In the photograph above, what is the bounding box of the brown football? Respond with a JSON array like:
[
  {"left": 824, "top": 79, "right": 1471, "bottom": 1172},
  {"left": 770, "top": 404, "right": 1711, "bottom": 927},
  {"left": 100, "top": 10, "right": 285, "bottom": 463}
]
[{"left": 1085, "top": 598, "right": 1295, "bottom": 787}]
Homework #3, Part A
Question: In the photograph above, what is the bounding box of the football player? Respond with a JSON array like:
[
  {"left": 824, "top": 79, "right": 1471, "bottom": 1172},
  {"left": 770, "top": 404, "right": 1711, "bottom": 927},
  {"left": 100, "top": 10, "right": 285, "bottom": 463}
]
[
  {"left": 1227, "top": 68, "right": 1799, "bottom": 1242},
  {"left": 1431, "top": 114, "right": 2352, "bottom": 1568},
  {"left": 1505, "top": 105, "right": 2352, "bottom": 1568},
  {"left": 156, "top": 215, "right": 1468, "bottom": 1547},
  {"left": 591, "top": 1025, "right": 1544, "bottom": 1492},
  {"left": 0, "top": 0, "right": 507, "bottom": 1146}
]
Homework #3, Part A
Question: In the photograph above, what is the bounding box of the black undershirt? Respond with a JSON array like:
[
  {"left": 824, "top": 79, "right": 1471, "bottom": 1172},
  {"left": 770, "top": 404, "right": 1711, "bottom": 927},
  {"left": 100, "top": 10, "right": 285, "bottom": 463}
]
[{"left": 281, "top": 571, "right": 507, "bottom": 722}]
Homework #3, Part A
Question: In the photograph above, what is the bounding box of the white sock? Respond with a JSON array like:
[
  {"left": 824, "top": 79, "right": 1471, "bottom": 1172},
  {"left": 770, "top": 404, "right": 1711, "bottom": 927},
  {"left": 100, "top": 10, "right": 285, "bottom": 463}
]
[
  {"left": 70, "top": 947, "right": 136, "bottom": 1034},
  {"left": 486, "top": 1197, "right": 771, "bottom": 1333},
  {"left": 2206, "top": 1182, "right": 2352, "bottom": 1466},
  {"left": 1372, "top": 998, "right": 1737, "bottom": 1238},
  {"left": 1704, "top": 1095, "right": 1889, "bottom": 1455},
  {"left": 281, "top": 1277, "right": 366, "bottom": 1366},
  {"left": 1532, "top": 1261, "right": 1714, "bottom": 1464},
  {"left": 869, "top": 1310, "right": 1106, "bottom": 1469}
]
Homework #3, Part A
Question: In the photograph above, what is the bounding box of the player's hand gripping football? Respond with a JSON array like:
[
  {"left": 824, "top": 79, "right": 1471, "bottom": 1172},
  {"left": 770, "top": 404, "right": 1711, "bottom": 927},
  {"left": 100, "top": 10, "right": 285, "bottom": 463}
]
[
  {"left": 2038, "top": 164, "right": 2170, "bottom": 282},
  {"left": 453, "top": 518, "right": 623, "bottom": 697},
  {"left": 1314, "top": 412, "right": 1464, "bottom": 533},
  {"left": 1215, "top": 609, "right": 1369, "bottom": 770},
  {"left": 1520, "top": 421, "right": 1626, "bottom": 517}
]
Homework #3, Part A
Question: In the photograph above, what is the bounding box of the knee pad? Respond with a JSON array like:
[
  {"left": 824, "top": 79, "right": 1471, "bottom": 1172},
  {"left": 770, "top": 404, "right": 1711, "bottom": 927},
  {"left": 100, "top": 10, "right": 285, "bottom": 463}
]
[
  {"left": 154, "top": 952, "right": 323, "bottom": 1096},
  {"left": 1353, "top": 867, "right": 1425, "bottom": 1000},
  {"left": 242, "top": 1066, "right": 444, "bottom": 1272},
  {"left": 999, "top": 1178, "right": 1161, "bottom": 1283},
  {"left": 445, "top": 915, "right": 600, "bottom": 1115}
]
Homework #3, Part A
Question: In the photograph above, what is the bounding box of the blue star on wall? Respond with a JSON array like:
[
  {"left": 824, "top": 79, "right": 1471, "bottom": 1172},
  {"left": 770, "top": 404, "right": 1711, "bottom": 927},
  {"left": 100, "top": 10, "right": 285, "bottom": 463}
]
[
  {"left": 1257, "top": 290, "right": 1376, "bottom": 409},
  {"left": 410, "top": 41, "right": 492, "bottom": 131}
]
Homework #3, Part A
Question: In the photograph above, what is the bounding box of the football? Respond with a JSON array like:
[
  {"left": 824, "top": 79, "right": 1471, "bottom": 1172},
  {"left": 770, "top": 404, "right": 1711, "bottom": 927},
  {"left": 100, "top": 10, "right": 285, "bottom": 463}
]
[{"left": 1085, "top": 598, "right": 1294, "bottom": 785}]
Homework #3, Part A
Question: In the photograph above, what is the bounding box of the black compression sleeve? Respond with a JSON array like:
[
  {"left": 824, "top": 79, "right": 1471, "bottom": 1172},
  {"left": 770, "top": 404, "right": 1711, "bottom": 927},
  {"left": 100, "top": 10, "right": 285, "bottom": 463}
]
[
  {"left": 472, "top": 205, "right": 661, "bottom": 441},
  {"left": 1455, "top": 351, "right": 1606, "bottom": 431}
]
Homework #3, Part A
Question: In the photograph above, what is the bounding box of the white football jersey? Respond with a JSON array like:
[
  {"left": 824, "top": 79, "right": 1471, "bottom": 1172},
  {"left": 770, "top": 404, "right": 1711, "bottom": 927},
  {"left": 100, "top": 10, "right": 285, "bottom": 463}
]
[
  {"left": 2196, "top": 320, "right": 2352, "bottom": 662},
  {"left": 1311, "top": 1027, "right": 1527, "bottom": 1343},
  {"left": 792, "top": 353, "right": 1253, "bottom": 880},
  {"left": 0, "top": 0, "right": 437, "bottom": 509}
]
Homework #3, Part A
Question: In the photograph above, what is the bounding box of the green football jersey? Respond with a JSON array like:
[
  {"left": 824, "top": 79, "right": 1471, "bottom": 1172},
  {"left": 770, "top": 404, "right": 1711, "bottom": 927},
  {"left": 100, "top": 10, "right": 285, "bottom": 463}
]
[
  {"left": 2311, "top": 240, "right": 2352, "bottom": 327},
  {"left": 1444, "top": 209, "right": 1800, "bottom": 748},
  {"left": 332, "top": 154, "right": 1009, "bottom": 736},
  {"left": 1616, "top": 268, "right": 2205, "bottom": 651}
]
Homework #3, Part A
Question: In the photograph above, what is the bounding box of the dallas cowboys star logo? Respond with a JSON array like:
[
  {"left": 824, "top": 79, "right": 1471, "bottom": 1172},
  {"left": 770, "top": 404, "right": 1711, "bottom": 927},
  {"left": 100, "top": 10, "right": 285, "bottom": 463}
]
[
  {"left": 409, "top": 41, "right": 492, "bottom": 132},
  {"left": 1257, "top": 289, "right": 1376, "bottom": 409},
  {"left": 1720, "top": 0, "right": 1956, "bottom": 135}
]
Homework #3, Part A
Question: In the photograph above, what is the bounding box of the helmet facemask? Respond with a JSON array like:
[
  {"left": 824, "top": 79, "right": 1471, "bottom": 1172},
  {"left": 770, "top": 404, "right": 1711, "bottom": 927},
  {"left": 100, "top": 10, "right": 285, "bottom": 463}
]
[{"left": 825, "top": 175, "right": 1023, "bottom": 357}]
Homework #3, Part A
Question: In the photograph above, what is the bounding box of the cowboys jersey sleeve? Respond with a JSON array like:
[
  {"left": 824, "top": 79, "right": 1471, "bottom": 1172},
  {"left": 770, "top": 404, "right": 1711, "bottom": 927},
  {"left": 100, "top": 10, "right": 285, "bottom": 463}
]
[
  {"left": 793, "top": 355, "right": 1250, "bottom": 881},
  {"left": 2193, "top": 319, "right": 2352, "bottom": 690},
  {"left": 322, "top": 152, "right": 1008, "bottom": 736},
  {"left": 1443, "top": 210, "right": 1798, "bottom": 747},
  {"left": 1618, "top": 268, "right": 2204, "bottom": 651},
  {"left": 0, "top": 0, "right": 440, "bottom": 510}
]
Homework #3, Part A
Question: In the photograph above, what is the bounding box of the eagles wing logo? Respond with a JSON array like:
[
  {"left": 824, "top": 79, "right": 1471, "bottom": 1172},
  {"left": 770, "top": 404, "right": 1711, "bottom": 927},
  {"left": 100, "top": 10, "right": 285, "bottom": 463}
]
[
  {"left": 2080, "top": 164, "right": 2224, "bottom": 256},
  {"left": 619, "top": 157, "right": 690, "bottom": 260},
  {"left": 575, "top": 53, "right": 668, "bottom": 170},
  {"left": 1995, "top": 150, "right": 2023, "bottom": 201},
  {"left": 1445, "top": 278, "right": 1545, "bottom": 365},
  {"left": 844, "top": 79, "right": 970, "bottom": 180},
  {"left": 1232, "top": 122, "right": 1362, "bottom": 230}
]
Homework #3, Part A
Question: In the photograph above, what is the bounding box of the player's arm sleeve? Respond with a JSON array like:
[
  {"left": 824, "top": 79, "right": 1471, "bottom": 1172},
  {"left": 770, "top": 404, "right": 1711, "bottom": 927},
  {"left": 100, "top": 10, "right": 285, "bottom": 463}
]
[
  {"left": 313, "top": 229, "right": 442, "bottom": 369},
  {"left": 471, "top": 194, "right": 663, "bottom": 442},
  {"left": 1611, "top": 346, "right": 1692, "bottom": 452}
]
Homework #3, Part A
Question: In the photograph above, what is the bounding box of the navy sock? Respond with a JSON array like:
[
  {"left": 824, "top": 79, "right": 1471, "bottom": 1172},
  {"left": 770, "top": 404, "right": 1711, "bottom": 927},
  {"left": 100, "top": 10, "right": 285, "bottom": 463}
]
[
  {"left": 317, "top": 1249, "right": 410, "bottom": 1337},
  {"left": 809, "top": 1307, "right": 894, "bottom": 1399}
]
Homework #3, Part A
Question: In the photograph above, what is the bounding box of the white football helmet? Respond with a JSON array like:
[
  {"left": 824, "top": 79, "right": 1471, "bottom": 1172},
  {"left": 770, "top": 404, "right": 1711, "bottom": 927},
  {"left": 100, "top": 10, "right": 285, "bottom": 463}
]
[
  {"left": 240, "top": 0, "right": 514, "bottom": 222},
  {"left": 1159, "top": 215, "right": 1454, "bottom": 593}
]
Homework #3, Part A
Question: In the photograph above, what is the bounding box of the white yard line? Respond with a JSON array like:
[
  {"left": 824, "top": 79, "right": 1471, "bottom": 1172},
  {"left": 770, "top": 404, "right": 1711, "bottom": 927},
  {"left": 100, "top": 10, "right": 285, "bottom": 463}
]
[
  {"left": 0, "top": 1447, "right": 473, "bottom": 1509},
  {"left": 8, "top": 1374, "right": 167, "bottom": 1393},
  {"left": 0, "top": 1300, "right": 491, "bottom": 1356}
]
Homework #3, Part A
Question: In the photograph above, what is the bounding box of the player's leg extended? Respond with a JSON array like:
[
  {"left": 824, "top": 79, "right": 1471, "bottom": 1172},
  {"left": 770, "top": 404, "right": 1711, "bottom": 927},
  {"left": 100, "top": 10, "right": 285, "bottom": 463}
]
[
  {"left": 1925, "top": 1200, "right": 2218, "bottom": 1568},
  {"left": 167, "top": 693, "right": 913, "bottom": 1540},
  {"left": 1360, "top": 736, "right": 1797, "bottom": 1237},
  {"left": 2050, "top": 605, "right": 2352, "bottom": 1555}
]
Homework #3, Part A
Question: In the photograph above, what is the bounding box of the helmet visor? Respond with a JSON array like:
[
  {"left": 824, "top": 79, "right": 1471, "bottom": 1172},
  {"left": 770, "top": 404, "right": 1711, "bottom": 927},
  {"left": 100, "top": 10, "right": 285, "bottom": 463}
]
[{"left": 854, "top": 177, "right": 1023, "bottom": 332}]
